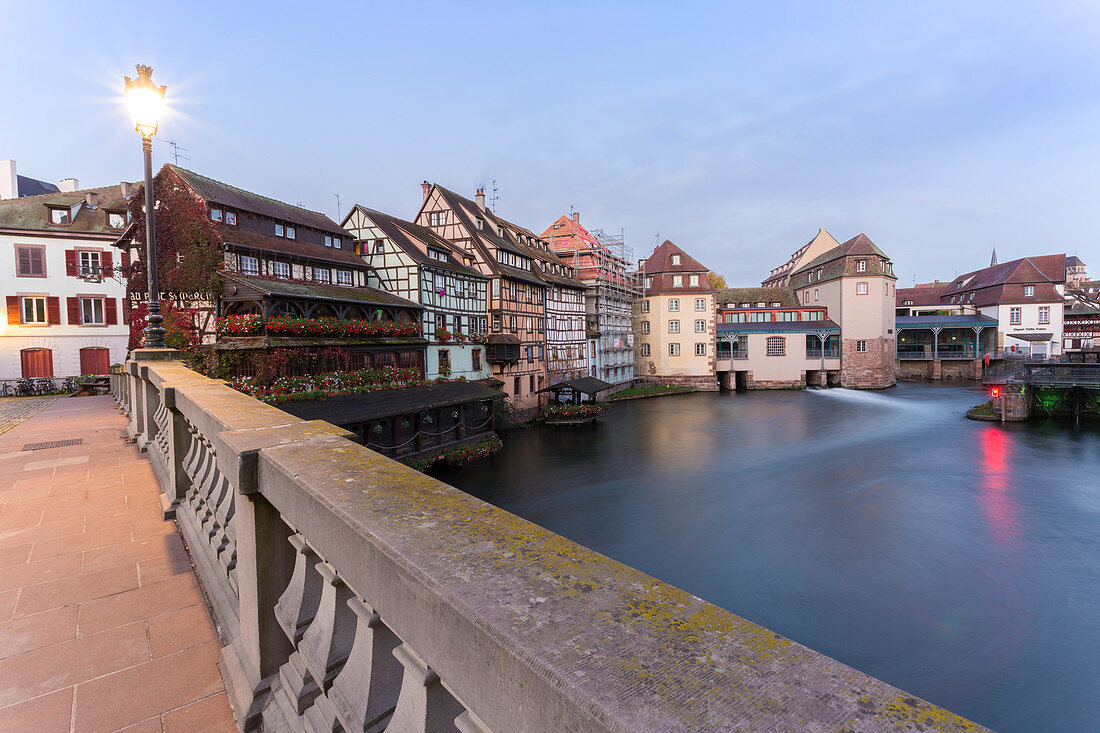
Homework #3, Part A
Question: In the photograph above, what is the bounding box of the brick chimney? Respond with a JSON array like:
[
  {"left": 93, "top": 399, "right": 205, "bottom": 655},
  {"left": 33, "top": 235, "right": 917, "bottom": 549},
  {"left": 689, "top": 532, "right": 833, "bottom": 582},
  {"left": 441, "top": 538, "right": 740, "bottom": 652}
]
[
  {"left": 58, "top": 178, "right": 79, "bottom": 192},
  {"left": 421, "top": 181, "right": 431, "bottom": 202},
  {"left": 572, "top": 212, "right": 580, "bottom": 224},
  {"left": 475, "top": 187, "right": 485, "bottom": 211},
  {"left": 120, "top": 181, "right": 133, "bottom": 197},
  {"left": 0, "top": 160, "right": 17, "bottom": 199}
]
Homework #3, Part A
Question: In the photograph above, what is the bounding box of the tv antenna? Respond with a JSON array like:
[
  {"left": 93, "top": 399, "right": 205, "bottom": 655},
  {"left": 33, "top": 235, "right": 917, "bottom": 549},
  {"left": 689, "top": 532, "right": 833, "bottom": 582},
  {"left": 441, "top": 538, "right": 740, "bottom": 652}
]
[
  {"left": 159, "top": 140, "right": 188, "bottom": 165},
  {"left": 489, "top": 179, "right": 499, "bottom": 211},
  {"left": 334, "top": 193, "right": 342, "bottom": 221}
]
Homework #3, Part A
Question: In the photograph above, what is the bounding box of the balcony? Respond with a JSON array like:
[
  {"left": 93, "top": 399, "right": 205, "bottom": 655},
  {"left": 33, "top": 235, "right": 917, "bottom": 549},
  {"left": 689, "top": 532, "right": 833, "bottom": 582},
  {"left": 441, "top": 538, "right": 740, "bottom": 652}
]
[{"left": 805, "top": 348, "right": 840, "bottom": 359}]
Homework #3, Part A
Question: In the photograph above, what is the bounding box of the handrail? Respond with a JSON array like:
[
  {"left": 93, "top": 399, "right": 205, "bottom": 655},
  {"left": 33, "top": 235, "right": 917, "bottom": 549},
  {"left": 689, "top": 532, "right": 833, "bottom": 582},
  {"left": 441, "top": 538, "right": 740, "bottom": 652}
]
[{"left": 112, "top": 354, "right": 988, "bottom": 733}]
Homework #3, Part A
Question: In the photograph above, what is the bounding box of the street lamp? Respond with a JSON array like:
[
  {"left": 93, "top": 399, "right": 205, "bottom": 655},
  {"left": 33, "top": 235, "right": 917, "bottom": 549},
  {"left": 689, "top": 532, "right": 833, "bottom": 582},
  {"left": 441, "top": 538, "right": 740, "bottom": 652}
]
[{"left": 124, "top": 65, "right": 167, "bottom": 348}]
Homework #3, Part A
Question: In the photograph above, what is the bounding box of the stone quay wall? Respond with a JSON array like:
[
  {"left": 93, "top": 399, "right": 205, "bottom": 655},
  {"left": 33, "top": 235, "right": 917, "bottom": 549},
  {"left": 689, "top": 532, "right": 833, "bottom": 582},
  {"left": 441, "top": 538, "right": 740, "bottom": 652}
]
[{"left": 111, "top": 353, "right": 987, "bottom": 733}]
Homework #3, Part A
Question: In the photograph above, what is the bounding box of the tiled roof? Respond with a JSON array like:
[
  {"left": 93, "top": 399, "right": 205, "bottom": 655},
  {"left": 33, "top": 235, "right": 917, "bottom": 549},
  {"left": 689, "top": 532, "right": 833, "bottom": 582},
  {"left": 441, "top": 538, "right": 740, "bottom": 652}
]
[
  {"left": 643, "top": 240, "right": 710, "bottom": 275},
  {"left": 761, "top": 229, "right": 840, "bottom": 287},
  {"left": 717, "top": 319, "right": 840, "bottom": 334},
  {"left": 167, "top": 165, "right": 345, "bottom": 235},
  {"left": 223, "top": 272, "right": 419, "bottom": 308},
  {"left": 947, "top": 254, "right": 1065, "bottom": 292},
  {"left": 792, "top": 233, "right": 890, "bottom": 276},
  {"left": 716, "top": 287, "right": 799, "bottom": 307},
  {"left": 1066, "top": 255, "right": 1086, "bottom": 267},
  {"left": 896, "top": 283, "right": 949, "bottom": 306},
  {"left": 217, "top": 224, "right": 366, "bottom": 266},
  {"left": 0, "top": 182, "right": 138, "bottom": 234},
  {"left": 349, "top": 206, "right": 485, "bottom": 278}
]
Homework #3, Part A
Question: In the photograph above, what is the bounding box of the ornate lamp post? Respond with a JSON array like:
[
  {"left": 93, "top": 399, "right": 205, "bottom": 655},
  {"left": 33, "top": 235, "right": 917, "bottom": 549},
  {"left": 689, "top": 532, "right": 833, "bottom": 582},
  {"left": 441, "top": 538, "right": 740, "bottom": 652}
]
[{"left": 124, "top": 65, "right": 167, "bottom": 348}]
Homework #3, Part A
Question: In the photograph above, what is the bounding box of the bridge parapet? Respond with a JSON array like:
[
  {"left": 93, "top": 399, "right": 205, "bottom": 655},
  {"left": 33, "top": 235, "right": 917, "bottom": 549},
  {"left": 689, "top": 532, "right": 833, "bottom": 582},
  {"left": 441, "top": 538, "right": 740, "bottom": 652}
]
[{"left": 111, "top": 354, "right": 989, "bottom": 732}]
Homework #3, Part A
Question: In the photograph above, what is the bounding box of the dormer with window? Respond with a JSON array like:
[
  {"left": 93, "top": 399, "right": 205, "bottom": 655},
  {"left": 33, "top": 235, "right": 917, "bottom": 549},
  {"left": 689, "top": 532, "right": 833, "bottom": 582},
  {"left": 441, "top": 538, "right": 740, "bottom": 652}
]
[
  {"left": 225, "top": 210, "right": 237, "bottom": 226},
  {"left": 476, "top": 218, "right": 484, "bottom": 231},
  {"left": 428, "top": 248, "right": 448, "bottom": 262},
  {"left": 1024, "top": 285, "right": 1035, "bottom": 297},
  {"left": 671, "top": 254, "right": 681, "bottom": 266},
  {"left": 856, "top": 259, "right": 867, "bottom": 272},
  {"left": 48, "top": 206, "right": 70, "bottom": 226},
  {"left": 210, "top": 207, "right": 223, "bottom": 222},
  {"left": 106, "top": 210, "right": 127, "bottom": 230}
]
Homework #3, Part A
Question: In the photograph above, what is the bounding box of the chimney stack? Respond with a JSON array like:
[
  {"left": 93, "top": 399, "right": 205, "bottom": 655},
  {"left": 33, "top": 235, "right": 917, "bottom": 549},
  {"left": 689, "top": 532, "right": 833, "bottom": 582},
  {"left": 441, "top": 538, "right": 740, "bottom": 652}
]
[
  {"left": 0, "top": 160, "right": 17, "bottom": 199},
  {"left": 120, "top": 181, "right": 133, "bottom": 197},
  {"left": 58, "top": 178, "right": 79, "bottom": 192},
  {"left": 421, "top": 181, "right": 431, "bottom": 202},
  {"left": 475, "top": 187, "right": 485, "bottom": 211},
  {"left": 85, "top": 191, "right": 98, "bottom": 207},
  {"left": 572, "top": 211, "right": 580, "bottom": 223}
]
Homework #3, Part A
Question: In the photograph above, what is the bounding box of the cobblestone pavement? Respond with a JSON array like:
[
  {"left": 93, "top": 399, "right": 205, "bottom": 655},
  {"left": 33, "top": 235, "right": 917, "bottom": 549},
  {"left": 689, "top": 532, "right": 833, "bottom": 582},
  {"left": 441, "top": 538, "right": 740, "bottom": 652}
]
[{"left": 0, "top": 398, "right": 59, "bottom": 436}]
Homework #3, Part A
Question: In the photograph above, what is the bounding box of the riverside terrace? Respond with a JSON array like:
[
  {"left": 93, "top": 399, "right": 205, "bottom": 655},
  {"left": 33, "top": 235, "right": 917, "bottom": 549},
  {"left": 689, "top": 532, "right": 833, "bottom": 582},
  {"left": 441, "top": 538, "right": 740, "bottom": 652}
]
[{"left": 90, "top": 349, "right": 990, "bottom": 732}]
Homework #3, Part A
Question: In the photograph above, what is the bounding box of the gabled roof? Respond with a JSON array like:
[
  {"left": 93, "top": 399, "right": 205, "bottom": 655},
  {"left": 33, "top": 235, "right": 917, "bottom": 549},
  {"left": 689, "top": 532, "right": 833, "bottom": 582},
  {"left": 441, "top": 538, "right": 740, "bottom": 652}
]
[
  {"left": 715, "top": 287, "right": 799, "bottom": 308},
  {"left": 643, "top": 240, "right": 710, "bottom": 275},
  {"left": 1066, "top": 255, "right": 1086, "bottom": 268},
  {"left": 541, "top": 214, "right": 603, "bottom": 253},
  {"left": 947, "top": 254, "right": 1065, "bottom": 293},
  {"left": 896, "top": 283, "right": 950, "bottom": 306},
  {"left": 166, "top": 165, "right": 345, "bottom": 236},
  {"left": 792, "top": 234, "right": 890, "bottom": 276},
  {"left": 346, "top": 206, "right": 485, "bottom": 278},
  {"left": 222, "top": 272, "right": 419, "bottom": 309},
  {"left": 762, "top": 228, "right": 840, "bottom": 286},
  {"left": 216, "top": 224, "right": 366, "bottom": 266},
  {"left": 0, "top": 182, "right": 138, "bottom": 235}
]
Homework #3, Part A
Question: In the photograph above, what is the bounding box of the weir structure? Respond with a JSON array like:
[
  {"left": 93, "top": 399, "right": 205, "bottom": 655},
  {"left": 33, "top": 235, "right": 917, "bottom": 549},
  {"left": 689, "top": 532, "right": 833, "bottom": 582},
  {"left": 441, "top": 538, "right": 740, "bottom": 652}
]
[
  {"left": 982, "top": 360, "right": 1100, "bottom": 421},
  {"left": 111, "top": 349, "right": 989, "bottom": 732}
]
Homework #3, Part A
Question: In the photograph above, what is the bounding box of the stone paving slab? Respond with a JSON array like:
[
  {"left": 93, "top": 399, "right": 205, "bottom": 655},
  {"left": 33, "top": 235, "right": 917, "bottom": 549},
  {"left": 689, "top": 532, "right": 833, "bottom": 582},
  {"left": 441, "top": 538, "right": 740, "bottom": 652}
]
[
  {"left": 0, "top": 396, "right": 236, "bottom": 732},
  {"left": 0, "top": 396, "right": 58, "bottom": 435}
]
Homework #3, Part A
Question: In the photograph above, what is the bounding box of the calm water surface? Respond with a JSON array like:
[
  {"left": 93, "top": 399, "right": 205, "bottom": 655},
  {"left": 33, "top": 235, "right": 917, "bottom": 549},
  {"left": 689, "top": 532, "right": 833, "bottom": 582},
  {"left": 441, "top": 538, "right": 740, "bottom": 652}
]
[{"left": 435, "top": 382, "right": 1100, "bottom": 732}]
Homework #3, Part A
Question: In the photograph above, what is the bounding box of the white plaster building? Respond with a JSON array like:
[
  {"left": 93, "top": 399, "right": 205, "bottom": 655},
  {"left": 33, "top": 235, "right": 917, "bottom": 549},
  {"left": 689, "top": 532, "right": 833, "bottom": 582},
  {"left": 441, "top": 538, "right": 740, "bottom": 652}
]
[{"left": 1, "top": 175, "right": 135, "bottom": 380}]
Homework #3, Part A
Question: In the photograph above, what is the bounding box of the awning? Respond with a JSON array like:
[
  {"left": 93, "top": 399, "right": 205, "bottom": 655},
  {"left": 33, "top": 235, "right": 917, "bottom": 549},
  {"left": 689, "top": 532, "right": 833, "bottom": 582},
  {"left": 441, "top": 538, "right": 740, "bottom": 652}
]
[
  {"left": 537, "top": 377, "right": 613, "bottom": 395},
  {"left": 279, "top": 381, "right": 507, "bottom": 424},
  {"left": 488, "top": 334, "right": 521, "bottom": 345},
  {"left": 1006, "top": 332, "right": 1053, "bottom": 342}
]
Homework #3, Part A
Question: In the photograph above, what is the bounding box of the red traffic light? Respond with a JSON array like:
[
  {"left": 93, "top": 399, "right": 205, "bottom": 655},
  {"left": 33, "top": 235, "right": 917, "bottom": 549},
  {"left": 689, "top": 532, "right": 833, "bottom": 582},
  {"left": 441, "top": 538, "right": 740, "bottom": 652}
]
[{"left": 990, "top": 386, "right": 1001, "bottom": 397}]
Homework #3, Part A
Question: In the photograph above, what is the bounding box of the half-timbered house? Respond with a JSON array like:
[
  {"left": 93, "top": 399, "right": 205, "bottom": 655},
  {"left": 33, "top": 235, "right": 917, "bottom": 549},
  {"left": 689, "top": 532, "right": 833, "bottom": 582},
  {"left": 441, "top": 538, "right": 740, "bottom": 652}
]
[
  {"left": 497, "top": 218, "right": 588, "bottom": 384},
  {"left": 342, "top": 205, "right": 490, "bottom": 381},
  {"left": 414, "top": 183, "right": 548, "bottom": 409}
]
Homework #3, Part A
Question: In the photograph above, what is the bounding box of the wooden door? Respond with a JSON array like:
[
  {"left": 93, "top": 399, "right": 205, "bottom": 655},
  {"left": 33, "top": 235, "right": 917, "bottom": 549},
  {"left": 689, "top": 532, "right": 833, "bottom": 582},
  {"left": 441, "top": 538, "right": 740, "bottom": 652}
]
[
  {"left": 20, "top": 349, "right": 54, "bottom": 378},
  {"left": 79, "top": 347, "right": 110, "bottom": 375}
]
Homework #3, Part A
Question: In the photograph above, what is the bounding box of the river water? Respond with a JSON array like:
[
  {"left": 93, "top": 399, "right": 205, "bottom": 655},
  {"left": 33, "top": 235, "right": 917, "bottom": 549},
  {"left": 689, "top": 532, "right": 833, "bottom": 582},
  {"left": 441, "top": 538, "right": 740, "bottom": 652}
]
[{"left": 434, "top": 382, "right": 1100, "bottom": 732}]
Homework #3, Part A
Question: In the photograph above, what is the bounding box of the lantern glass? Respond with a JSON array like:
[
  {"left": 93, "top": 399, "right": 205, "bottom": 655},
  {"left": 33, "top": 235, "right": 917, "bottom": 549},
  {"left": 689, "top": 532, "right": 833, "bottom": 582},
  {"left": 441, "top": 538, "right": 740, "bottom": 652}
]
[{"left": 125, "top": 66, "right": 166, "bottom": 138}]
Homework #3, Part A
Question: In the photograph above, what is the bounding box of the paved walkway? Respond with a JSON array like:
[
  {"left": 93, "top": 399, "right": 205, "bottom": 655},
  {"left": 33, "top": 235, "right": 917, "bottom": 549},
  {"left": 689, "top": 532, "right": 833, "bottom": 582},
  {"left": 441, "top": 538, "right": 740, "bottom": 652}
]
[
  {"left": 0, "top": 396, "right": 58, "bottom": 435},
  {"left": 0, "top": 396, "right": 236, "bottom": 733}
]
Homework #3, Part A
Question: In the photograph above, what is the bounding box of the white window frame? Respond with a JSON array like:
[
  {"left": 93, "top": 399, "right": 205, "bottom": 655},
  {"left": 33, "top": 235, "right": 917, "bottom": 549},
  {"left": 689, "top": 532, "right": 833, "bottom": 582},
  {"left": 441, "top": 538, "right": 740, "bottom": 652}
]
[
  {"left": 80, "top": 296, "right": 104, "bottom": 325},
  {"left": 1038, "top": 306, "right": 1050, "bottom": 324},
  {"left": 337, "top": 270, "right": 353, "bottom": 286},
  {"left": 672, "top": 275, "right": 683, "bottom": 288},
  {"left": 640, "top": 343, "right": 650, "bottom": 357},
  {"left": 79, "top": 250, "right": 101, "bottom": 277},
  {"left": 668, "top": 320, "right": 679, "bottom": 333},
  {"left": 275, "top": 223, "right": 285, "bottom": 237},
  {"left": 694, "top": 319, "right": 706, "bottom": 333},
  {"left": 240, "top": 255, "right": 260, "bottom": 275},
  {"left": 210, "top": 208, "right": 223, "bottom": 222},
  {"left": 273, "top": 261, "right": 290, "bottom": 279},
  {"left": 225, "top": 211, "right": 237, "bottom": 226},
  {"left": 857, "top": 340, "right": 868, "bottom": 352},
  {"left": 689, "top": 274, "right": 699, "bottom": 287},
  {"left": 695, "top": 342, "right": 707, "bottom": 356},
  {"left": 668, "top": 299, "right": 679, "bottom": 312},
  {"left": 641, "top": 320, "right": 650, "bottom": 334},
  {"left": 857, "top": 260, "right": 866, "bottom": 272},
  {"left": 671, "top": 254, "right": 681, "bottom": 266},
  {"left": 286, "top": 226, "right": 296, "bottom": 239},
  {"left": 669, "top": 342, "right": 680, "bottom": 356},
  {"left": 641, "top": 300, "right": 650, "bottom": 313},
  {"left": 313, "top": 267, "right": 331, "bottom": 284},
  {"left": 856, "top": 281, "right": 868, "bottom": 295},
  {"left": 108, "top": 211, "right": 127, "bottom": 229},
  {"left": 1010, "top": 307, "right": 1022, "bottom": 325},
  {"left": 22, "top": 296, "right": 47, "bottom": 324},
  {"left": 695, "top": 298, "right": 705, "bottom": 311},
  {"left": 1024, "top": 285, "right": 1034, "bottom": 297}
]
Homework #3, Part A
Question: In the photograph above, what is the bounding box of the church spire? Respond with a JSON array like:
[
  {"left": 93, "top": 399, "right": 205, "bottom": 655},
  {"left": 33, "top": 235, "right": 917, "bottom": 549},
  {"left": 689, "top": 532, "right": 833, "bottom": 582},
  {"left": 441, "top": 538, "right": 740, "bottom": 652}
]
[{"left": 990, "top": 245, "right": 998, "bottom": 267}]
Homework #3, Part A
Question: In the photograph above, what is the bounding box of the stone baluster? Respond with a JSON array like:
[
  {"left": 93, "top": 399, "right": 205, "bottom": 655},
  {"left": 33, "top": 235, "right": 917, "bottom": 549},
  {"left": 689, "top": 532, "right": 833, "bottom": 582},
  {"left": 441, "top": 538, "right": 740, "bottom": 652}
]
[
  {"left": 269, "top": 534, "right": 327, "bottom": 723},
  {"left": 326, "top": 595, "right": 402, "bottom": 733},
  {"left": 454, "top": 711, "right": 492, "bottom": 733},
  {"left": 387, "top": 644, "right": 466, "bottom": 733},
  {"left": 298, "top": 563, "right": 357, "bottom": 732}
]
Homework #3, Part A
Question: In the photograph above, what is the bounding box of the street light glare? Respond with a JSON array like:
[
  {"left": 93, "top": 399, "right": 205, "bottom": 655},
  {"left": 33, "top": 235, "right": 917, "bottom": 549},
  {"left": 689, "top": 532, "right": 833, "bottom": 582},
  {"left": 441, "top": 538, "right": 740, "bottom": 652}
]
[{"left": 124, "top": 65, "right": 166, "bottom": 139}]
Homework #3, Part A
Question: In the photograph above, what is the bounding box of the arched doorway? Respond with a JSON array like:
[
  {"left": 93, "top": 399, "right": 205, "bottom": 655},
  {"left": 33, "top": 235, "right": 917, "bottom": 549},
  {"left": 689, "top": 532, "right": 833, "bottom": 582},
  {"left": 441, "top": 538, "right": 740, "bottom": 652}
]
[
  {"left": 20, "top": 348, "right": 54, "bottom": 378},
  {"left": 79, "top": 347, "right": 110, "bottom": 375}
]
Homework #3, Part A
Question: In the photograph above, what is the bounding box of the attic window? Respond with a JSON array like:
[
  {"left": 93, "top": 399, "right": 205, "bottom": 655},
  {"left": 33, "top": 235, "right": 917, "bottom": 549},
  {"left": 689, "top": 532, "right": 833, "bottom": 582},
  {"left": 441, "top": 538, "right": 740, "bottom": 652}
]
[
  {"left": 324, "top": 235, "right": 333, "bottom": 247},
  {"left": 225, "top": 211, "right": 237, "bottom": 226},
  {"left": 770, "top": 302, "right": 781, "bottom": 307},
  {"left": 429, "top": 211, "right": 446, "bottom": 227},
  {"left": 476, "top": 218, "right": 484, "bottom": 231},
  {"left": 857, "top": 260, "right": 866, "bottom": 272},
  {"left": 739, "top": 302, "right": 749, "bottom": 308},
  {"left": 1024, "top": 285, "right": 1035, "bottom": 296},
  {"left": 106, "top": 211, "right": 126, "bottom": 229},
  {"left": 275, "top": 223, "right": 284, "bottom": 237},
  {"left": 671, "top": 254, "right": 681, "bottom": 266},
  {"left": 49, "top": 207, "right": 70, "bottom": 225},
  {"left": 464, "top": 256, "right": 473, "bottom": 266},
  {"left": 286, "top": 226, "right": 296, "bottom": 239},
  {"left": 903, "top": 300, "right": 913, "bottom": 306},
  {"left": 210, "top": 208, "right": 223, "bottom": 222},
  {"left": 428, "top": 249, "right": 448, "bottom": 262}
]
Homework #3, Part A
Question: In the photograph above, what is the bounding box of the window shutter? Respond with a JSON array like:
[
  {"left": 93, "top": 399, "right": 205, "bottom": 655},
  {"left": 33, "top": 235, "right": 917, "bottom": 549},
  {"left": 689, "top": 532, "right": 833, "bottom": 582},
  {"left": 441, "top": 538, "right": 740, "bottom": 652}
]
[
  {"left": 6, "top": 296, "right": 19, "bottom": 325},
  {"left": 65, "top": 250, "right": 77, "bottom": 277},
  {"left": 67, "top": 297, "right": 81, "bottom": 325},
  {"left": 121, "top": 251, "right": 131, "bottom": 268},
  {"left": 105, "top": 298, "right": 118, "bottom": 325},
  {"left": 47, "top": 297, "right": 61, "bottom": 325},
  {"left": 122, "top": 298, "right": 131, "bottom": 324},
  {"left": 101, "top": 251, "right": 113, "bottom": 276}
]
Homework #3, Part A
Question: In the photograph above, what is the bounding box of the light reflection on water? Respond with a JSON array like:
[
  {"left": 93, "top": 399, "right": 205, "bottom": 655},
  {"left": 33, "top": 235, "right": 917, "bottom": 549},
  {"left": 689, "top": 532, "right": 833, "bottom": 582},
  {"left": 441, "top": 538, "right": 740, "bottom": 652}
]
[{"left": 435, "top": 382, "right": 1100, "bottom": 732}]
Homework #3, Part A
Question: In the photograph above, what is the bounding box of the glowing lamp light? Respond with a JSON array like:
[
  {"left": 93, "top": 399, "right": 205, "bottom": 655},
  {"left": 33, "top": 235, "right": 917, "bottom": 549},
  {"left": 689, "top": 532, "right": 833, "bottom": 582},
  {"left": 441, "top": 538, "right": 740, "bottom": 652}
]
[
  {"left": 124, "top": 65, "right": 166, "bottom": 138},
  {"left": 990, "top": 386, "right": 1001, "bottom": 398}
]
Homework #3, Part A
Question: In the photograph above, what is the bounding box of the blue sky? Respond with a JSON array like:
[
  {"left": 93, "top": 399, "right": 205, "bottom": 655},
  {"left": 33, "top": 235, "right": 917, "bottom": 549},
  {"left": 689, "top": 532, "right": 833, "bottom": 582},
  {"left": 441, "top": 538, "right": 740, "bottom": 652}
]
[{"left": 2, "top": 1, "right": 1098, "bottom": 285}]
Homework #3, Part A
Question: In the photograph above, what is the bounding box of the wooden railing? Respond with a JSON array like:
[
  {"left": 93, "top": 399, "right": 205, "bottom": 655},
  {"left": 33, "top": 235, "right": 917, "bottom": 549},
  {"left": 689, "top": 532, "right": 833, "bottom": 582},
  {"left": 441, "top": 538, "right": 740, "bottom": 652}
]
[{"left": 111, "top": 351, "right": 988, "bottom": 733}]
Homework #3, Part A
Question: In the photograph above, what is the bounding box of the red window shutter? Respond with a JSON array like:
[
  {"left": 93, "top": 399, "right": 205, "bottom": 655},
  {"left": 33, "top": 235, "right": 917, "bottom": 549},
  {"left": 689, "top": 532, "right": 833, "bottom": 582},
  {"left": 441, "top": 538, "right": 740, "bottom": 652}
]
[
  {"left": 46, "top": 296, "right": 61, "bottom": 325},
  {"left": 101, "top": 251, "right": 113, "bottom": 277},
  {"left": 67, "top": 297, "right": 81, "bottom": 325},
  {"left": 121, "top": 251, "right": 130, "bottom": 268},
  {"left": 105, "top": 298, "right": 118, "bottom": 325},
  {"left": 122, "top": 298, "right": 131, "bottom": 323},
  {"left": 65, "top": 250, "right": 77, "bottom": 277},
  {"left": 6, "top": 296, "right": 19, "bottom": 325}
]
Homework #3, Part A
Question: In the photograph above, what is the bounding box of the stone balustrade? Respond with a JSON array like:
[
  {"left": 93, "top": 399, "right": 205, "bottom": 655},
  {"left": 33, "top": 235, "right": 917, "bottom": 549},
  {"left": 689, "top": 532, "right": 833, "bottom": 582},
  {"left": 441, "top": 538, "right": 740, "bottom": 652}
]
[{"left": 110, "top": 352, "right": 988, "bottom": 732}]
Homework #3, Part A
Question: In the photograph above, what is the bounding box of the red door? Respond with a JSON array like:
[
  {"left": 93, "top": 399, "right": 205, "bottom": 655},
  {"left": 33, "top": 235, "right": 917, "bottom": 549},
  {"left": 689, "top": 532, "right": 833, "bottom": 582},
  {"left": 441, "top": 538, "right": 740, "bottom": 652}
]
[
  {"left": 79, "top": 347, "right": 110, "bottom": 375},
  {"left": 20, "top": 349, "right": 54, "bottom": 378}
]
